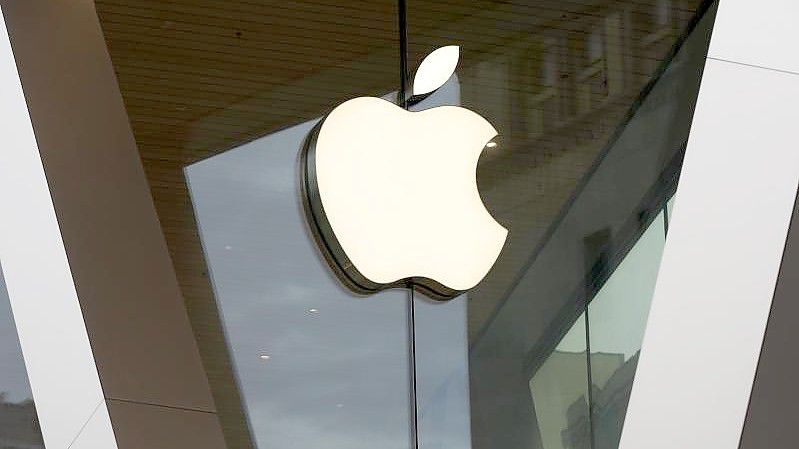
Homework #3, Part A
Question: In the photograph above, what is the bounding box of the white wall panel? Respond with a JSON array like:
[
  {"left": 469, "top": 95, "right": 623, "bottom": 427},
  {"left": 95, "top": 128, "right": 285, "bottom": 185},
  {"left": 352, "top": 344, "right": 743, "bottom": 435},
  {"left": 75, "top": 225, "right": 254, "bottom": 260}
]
[
  {"left": 0, "top": 1, "right": 227, "bottom": 446},
  {"left": 69, "top": 402, "right": 118, "bottom": 449},
  {"left": 619, "top": 58, "right": 799, "bottom": 449},
  {"left": 708, "top": 0, "right": 799, "bottom": 73}
]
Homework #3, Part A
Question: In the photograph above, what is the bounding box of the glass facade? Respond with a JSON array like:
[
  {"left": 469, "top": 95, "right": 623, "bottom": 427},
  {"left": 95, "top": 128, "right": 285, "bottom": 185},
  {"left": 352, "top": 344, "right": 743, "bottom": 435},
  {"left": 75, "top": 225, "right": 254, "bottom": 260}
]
[
  {"left": 407, "top": 3, "right": 715, "bottom": 449},
  {"left": 19, "top": 1, "right": 722, "bottom": 448}
]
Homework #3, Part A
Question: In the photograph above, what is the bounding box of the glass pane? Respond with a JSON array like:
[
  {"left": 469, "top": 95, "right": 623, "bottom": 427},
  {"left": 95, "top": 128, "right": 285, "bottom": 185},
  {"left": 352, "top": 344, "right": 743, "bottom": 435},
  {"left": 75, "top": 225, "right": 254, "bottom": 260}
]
[
  {"left": 186, "top": 123, "right": 412, "bottom": 449},
  {"left": 0, "top": 268, "right": 44, "bottom": 448},
  {"left": 413, "top": 294, "right": 472, "bottom": 449},
  {"left": 587, "top": 211, "right": 666, "bottom": 449},
  {"left": 405, "top": 1, "right": 716, "bottom": 449},
  {"left": 530, "top": 314, "right": 590, "bottom": 449}
]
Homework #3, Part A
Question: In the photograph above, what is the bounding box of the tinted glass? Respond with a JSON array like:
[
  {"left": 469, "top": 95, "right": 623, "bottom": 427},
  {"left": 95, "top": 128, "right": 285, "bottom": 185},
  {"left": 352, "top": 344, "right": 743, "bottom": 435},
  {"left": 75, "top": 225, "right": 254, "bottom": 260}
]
[
  {"left": 405, "top": 1, "right": 716, "bottom": 448},
  {"left": 587, "top": 210, "right": 666, "bottom": 449},
  {"left": 95, "top": 1, "right": 717, "bottom": 449},
  {"left": 186, "top": 119, "right": 413, "bottom": 449},
  {"left": 529, "top": 313, "right": 590, "bottom": 449}
]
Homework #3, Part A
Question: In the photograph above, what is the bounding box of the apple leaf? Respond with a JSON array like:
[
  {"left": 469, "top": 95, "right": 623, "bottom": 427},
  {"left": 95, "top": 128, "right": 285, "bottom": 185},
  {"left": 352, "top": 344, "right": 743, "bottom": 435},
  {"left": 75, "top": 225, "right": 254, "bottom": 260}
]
[{"left": 412, "top": 45, "right": 459, "bottom": 96}]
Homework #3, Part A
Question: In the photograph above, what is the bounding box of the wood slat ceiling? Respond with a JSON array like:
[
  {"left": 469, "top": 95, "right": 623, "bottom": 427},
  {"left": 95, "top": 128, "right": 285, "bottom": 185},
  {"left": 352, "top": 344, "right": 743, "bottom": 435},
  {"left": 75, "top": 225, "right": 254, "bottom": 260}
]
[{"left": 94, "top": 1, "right": 706, "bottom": 448}]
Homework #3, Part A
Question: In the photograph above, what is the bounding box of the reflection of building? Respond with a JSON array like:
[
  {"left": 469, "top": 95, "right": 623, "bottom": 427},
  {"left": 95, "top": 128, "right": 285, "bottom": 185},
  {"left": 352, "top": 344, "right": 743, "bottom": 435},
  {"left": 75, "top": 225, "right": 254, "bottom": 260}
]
[
  {"left": 590, "top": 352, "right": 640, "bottom": 449},
  {"left": 558, "top": 352, "right": 640, "bottom": 449},
  {"left": 528, "top": 349, "right": 641, "bottom": 449},
  {"left": 529, "top": 350, "right": 592, "bottom": 449},
  {"left": 467, "top": 3, "right": 714, "bottom": 448},
  {"left": 0, "top": 395, "right": 44, "bottom": 449}
]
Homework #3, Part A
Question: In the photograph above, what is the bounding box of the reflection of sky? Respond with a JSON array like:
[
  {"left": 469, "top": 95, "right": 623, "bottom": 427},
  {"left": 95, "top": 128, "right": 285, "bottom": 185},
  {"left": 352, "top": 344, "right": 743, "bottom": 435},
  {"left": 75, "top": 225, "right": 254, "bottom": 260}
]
[
  {"left": 414, "top": 296, "right": 472, "bottom": 449},
  {"left": 187, "top": 77, "right": 471, "bottom": 449},
  {"left": 0, "top": 268, "right": 35, "bottom": 403},
  {"left": 187, "top": 119, "right": 414, "bottom": 449}
]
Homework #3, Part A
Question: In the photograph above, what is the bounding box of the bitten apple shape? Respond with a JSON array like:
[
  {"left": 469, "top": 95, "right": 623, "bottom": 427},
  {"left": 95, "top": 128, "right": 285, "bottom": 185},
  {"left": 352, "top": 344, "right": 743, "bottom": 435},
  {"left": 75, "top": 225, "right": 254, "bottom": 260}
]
[{"left": 301, "top": 96, "right": 507, "bottom": 299}]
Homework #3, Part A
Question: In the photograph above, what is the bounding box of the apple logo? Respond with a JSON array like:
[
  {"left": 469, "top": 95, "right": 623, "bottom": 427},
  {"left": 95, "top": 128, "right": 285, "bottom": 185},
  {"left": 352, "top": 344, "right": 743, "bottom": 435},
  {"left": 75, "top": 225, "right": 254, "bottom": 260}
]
[{"left": 301, "top": 45, "right": 507, "bottom": 300}]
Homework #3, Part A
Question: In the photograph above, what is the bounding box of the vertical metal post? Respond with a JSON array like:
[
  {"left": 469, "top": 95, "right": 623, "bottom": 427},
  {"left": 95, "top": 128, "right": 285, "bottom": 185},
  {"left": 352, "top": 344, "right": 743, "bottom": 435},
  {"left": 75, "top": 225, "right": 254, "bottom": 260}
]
[
  {"left": 398, "top": 0, "right": 410, "bottom": 107},
  {"left": 407, "top": 287, "right": 420, "bottom": 449},
  {"left": 398, "top": 2, "right": 419, "bottom": 448}
]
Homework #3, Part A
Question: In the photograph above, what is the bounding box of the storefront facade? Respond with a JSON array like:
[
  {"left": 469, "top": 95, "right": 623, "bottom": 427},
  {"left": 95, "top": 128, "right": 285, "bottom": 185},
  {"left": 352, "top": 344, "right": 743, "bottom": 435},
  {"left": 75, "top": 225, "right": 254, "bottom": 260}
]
[{"left": 0, "top": 1, "right": 797, "bottom": 448}]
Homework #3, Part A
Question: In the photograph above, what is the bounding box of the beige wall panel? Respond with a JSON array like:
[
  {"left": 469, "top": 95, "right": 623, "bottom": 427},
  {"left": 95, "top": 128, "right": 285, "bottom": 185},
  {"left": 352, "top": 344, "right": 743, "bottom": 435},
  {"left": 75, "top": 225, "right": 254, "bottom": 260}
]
[{"left": 1, "top": 0, "right": 227, "bottom": 446}]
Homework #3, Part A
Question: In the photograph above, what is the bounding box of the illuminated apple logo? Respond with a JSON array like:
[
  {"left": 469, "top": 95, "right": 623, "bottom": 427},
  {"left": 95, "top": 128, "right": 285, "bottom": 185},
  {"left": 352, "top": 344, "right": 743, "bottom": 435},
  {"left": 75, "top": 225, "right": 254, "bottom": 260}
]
[{"left": 301, "top": 46, "right": 507, "bottom": 300}]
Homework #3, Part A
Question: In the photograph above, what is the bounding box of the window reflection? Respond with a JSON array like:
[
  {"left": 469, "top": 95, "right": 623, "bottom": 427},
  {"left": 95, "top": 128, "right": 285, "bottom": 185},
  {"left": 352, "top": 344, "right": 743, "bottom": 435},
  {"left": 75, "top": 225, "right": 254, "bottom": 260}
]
[
  {"left": 186, "top": 118, "right": 413, "bottom": 449},
  {"left": 529, "top": 314, "right": 590, "bottom": 449},
  {"left": 528, "top": 205, "right": 672, "bottom": 449},
  {"left": 405, "top": 1, "right": 715, "bottom": 449},
  {"left": 413, "top": 295, "right": 472, "bottom": 449},
  {"left": 586, "top": 210, "right": 667, "bottom": 449},
  {"left": 93, "top": 1, "right": 717, "bottom": 449}
]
